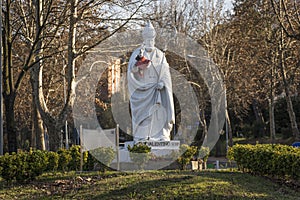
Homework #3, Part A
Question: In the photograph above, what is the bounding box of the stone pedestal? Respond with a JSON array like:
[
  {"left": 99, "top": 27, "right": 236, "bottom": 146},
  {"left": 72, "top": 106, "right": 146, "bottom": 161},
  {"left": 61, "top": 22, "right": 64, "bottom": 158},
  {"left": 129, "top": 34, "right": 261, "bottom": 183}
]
[{"left": 116, "top": 140, "right": 180, "bottom": 163}]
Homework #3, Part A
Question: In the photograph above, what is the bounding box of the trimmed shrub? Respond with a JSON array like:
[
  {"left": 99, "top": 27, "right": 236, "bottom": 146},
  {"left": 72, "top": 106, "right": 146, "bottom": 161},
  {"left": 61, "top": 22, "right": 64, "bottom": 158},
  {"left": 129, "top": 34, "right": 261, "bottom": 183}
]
[
  {"left": 68, "top": 145, "right": 88, "bottom": 171},
  {"left": 0, "top": 147, "right": 90, "bottom": 183},
  {"left": 26, "top": 150, "right": 48, "bottom": 180},
  {"left": 227, "top": 144, "right": 300, "bottom": 180},
  {"left": 0, "top": 153, "right": 18, "bottom": 182},
  {"left": 0, "top": 150, "right": 48, "bottom": 183},
  {"left": 57, "top": 148, "right": 72, "bottom": 171},
  {"left": 55, "top": 146, "right": 89, "bottom": 171},
  {"left": 68, "top": 145, "right": 80, "bottom": 170},
  {"left": 45, "top": 151, "right": 59, "bottom": 171}
]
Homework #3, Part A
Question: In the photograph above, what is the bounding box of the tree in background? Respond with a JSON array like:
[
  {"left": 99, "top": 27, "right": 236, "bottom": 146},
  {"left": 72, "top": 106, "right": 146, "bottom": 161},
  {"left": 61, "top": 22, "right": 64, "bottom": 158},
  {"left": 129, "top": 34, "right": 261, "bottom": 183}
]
[
  {"left": 147, "top": 0, "right": 232, "bottom": 147},
  {"left": 271, "top": 0, "right": 300, "bottom": 140},
  {"left": 226, "top": 0, "right": 300, "bottom": 140},
  {"left": 2, "top": 0, "right": 300, "bottom": 153},
  {"left": 2, "top": 0, "right": 151, "bottom": 152}
]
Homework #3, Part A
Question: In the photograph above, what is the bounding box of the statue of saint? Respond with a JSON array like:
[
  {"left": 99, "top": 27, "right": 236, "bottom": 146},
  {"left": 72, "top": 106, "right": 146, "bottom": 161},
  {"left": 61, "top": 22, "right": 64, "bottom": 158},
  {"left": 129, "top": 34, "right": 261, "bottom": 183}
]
[{"left": 127, "top": 21, "right": 175, "bottom": 142}]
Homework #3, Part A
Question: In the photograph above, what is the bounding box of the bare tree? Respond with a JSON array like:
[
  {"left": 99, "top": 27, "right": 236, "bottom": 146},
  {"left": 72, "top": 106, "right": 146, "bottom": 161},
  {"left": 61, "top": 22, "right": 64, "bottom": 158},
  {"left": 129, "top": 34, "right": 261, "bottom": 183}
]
[
  {"left": 30, "top": 0, "right": 150, "bottom": 150},
  {"left": 30, "top": 0, "right": 46, "bottom": 150},
  {"left": 147, "top": 0, "right": 232, "bottom": 148},
  {"left": 271, "top": 0, "right": 300, "bottom": 138},
  {"left": 2, "top": 0, "right": 54, "bottom": 152},
  {"left": 271, "top": 0, "right": 300, "bottom": 40},
  {"left": 271, "top": 0, "right": 300, "bottom": 139}
]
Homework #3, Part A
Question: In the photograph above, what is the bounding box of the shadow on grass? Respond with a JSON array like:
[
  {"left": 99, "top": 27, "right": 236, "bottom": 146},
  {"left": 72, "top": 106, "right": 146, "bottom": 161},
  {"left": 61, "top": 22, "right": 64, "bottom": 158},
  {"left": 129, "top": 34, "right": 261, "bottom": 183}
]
[
  {"left": 90, "top": 176, "right": 193, "bottom": 200},
  {"left": 87, "top": 170, "right": 300, "bottom": 200}
]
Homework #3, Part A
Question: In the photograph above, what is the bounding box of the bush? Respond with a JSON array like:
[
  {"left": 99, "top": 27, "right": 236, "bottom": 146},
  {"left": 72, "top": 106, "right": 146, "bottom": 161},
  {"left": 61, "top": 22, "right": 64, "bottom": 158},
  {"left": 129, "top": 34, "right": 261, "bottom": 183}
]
[
  {"left": 57, "top": 148, "right": 72, "bottom": 171},
  {"left": 89, "top": 147, "right": 116, "bottom": 167},
  {"left": 45, "top": 151, "right": 59, "bottom": 171},
  {"left": 0, "top": 153, "right": 17, "bottom": 183},
  {"left": 128, "top": 143, "right": 151, "bottom": 170},
  {"left": 0, "top": 147, "right": 90, "bottom": 183},
  {"left": 177, "top": 144, "right": 198, "bottom": 170},
  {"left": 84, "top": 151, "right": 98, "bottom": 171},
  {"left": 26, "top": 150, "right": 48, "bottom": 180},
  {"left": 68, "top": 145, "right": 88, "bottom": 171},
  {"left": 57, "top": 146, "right": 88, "bottom": 171},
  {"left": 228, "top": 144, "right": 300, "bottom": 180},
  {"left": 0, "top": 150, "right": 48, "bottom": 183}
]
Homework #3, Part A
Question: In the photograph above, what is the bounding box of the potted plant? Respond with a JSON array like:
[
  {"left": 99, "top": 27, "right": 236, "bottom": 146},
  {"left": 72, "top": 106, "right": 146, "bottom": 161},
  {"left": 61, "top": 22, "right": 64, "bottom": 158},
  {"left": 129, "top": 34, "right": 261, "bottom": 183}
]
[{"left": 128, "top": 143, "right": 151, "bottom": 170}]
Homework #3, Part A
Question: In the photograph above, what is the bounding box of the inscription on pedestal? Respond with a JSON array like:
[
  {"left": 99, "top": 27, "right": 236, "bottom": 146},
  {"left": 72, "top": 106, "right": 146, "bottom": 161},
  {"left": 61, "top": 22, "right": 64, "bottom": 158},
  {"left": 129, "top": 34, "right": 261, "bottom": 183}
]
[{"left": 136, "top": 140, "right": 180, "bottom": 149}]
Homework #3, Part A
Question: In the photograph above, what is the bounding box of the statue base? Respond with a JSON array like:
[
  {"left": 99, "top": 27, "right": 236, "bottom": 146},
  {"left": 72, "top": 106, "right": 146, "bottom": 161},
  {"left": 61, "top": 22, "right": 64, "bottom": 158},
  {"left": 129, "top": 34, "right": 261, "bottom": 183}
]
[
  {"left": 125, "top": 140, "right": 180, "bottom": 150},
  {"left": 116, "top": 140, "right": 180, "bottom": 163}
]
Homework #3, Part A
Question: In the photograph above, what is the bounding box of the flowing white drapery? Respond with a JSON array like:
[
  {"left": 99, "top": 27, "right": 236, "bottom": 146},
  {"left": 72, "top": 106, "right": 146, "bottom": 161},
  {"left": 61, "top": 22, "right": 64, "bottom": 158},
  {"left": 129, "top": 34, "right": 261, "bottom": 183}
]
[{"left": 127, "top": 48, "right": 175, "bottom": 141}]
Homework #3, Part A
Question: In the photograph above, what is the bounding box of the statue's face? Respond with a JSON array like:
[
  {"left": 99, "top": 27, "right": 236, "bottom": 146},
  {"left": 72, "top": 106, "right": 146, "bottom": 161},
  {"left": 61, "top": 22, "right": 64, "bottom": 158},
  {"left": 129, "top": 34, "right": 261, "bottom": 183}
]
[{"left": 144, "top": 38, "right": 155, "bottom": 48}]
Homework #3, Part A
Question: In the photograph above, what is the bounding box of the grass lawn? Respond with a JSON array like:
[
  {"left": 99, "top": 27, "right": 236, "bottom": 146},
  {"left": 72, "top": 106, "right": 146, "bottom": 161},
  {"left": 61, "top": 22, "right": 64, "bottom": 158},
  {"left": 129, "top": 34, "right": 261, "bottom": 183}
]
[{"left": 0, "top": 170, "right": 299, "bottom": 200}]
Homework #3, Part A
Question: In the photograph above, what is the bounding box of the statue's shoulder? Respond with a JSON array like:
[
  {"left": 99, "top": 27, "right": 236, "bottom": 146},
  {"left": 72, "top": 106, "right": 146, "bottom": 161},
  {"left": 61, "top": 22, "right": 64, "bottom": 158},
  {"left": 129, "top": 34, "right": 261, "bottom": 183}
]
[
  {"left": 154, "top": 48, "right": 167, "bottom": 63},
  {"left": 129, "top": 48, "right": 140, "bottom": 59}
]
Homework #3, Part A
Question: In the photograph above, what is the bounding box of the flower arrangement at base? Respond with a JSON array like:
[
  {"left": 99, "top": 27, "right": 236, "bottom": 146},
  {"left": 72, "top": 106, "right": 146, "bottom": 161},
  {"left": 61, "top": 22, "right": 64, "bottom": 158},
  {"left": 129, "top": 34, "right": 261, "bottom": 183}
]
[{"left": 128, "top": 142, "right": 151, "bottom": 170}]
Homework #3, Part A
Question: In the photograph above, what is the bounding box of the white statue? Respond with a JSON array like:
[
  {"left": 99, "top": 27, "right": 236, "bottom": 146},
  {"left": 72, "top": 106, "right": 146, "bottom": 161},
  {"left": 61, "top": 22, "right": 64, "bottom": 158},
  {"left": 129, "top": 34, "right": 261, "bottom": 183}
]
[{"left": 127, "top": 21, "right": 175, "bottom": 142}]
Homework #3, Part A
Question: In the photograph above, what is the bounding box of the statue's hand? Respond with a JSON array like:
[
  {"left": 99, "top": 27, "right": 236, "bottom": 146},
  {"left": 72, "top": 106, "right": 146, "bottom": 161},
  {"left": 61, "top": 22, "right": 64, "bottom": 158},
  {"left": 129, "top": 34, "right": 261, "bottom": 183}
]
[{"left": 156, "top": 82, "right": 164, "bottom": 90}]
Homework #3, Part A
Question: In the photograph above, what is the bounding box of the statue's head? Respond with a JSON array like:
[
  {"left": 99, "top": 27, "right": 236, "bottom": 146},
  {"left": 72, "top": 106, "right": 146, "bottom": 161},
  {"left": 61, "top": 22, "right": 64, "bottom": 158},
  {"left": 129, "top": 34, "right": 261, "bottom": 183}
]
[{"left": 142, "top": 21, "right": 156, "bottom": 50}]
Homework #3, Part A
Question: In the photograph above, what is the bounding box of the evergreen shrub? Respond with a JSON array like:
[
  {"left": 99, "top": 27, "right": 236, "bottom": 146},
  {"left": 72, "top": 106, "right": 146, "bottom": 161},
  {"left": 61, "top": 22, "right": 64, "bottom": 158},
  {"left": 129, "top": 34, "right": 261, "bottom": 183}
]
[
  {"left": 57, "top": 148, "right": 72, "bottom": 171},
  {"left": 68, "top": 145, "right": 88, "bottom": 171},
  {"left": 0, "top": 145, "right": 95, "bottom": 183},
  {"left": 0, "top": 150, "right": 48, "bottom": 183},
  {"left": 45, "top": 151, "right": 59, "bottom": 171},
  {"left": 227, "top": 144, "right": 300, "bottom": 179}
]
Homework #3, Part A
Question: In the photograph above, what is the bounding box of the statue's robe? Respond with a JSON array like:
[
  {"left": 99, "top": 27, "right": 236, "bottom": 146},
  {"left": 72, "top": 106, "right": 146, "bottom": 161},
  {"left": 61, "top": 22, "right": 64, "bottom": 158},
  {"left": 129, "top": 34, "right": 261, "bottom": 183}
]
[{"left": 127, "top": 48, "right": 175, "bottom": 141}]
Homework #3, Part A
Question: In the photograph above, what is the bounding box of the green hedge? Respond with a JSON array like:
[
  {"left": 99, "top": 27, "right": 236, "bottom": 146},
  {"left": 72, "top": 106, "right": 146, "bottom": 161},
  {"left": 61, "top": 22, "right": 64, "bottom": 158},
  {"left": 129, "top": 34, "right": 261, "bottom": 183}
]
[
  {"left": 0, "top": 145, "right": 90, "bottom": 183},
  {"left": 227, "top": 144, "right": 300, "bottom": 179},
  {"left": 0, "top": 150, "right": 48, "bottom": 183}
]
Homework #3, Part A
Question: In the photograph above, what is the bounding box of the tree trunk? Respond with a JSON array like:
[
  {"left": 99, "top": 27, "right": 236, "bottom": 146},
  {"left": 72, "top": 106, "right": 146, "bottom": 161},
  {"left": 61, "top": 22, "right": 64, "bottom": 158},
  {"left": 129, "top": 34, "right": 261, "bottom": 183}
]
[
  {"left": 269, "top": 99, "right": 276, "bottom": 143},
  {"left": 225, "top": 108, "right": 233, "bottom": 147},
  {"left": 200, "top": 109, "right": 208, "bottom": 144},
  {"left": 269, "top": 66, "right": 276, "bottom": 144},
  {"left": 224, "top": 85, "right": 233, "bottom": 147},
  {"left": 280, "top": 69, "right": 299, "bottom": 139},
  {"left": 31, "top": 0, "right": 58, "bottom": 151},
  {"left": 48, "top": 124, "right": 62, "bottom": 151},
  {"left": 279, "top": 23, "right": 300, "bottom": 140},
  {"left": 31, "top": 0, "right": 46, "bottom": 150},
  {"left": 31, "top": 102, "right": 36, "bottom": 149},
  {"left": 30, "top": 0, "right": 78, "bottom": 151},
  {"left": 4, "top": 97, "right": 17, "bottom": 153},
  {"left": 66, "top": 0, "right": 78, "bottom": 109},
  {"left": 3, "top": 0, "right": 17, "bottom": 153},
  {"left": 31, "top": 100, "right": 45, "bottom": 150},
  {"left": 252, "top": 99, "right": 266, "bottom": 138}
]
